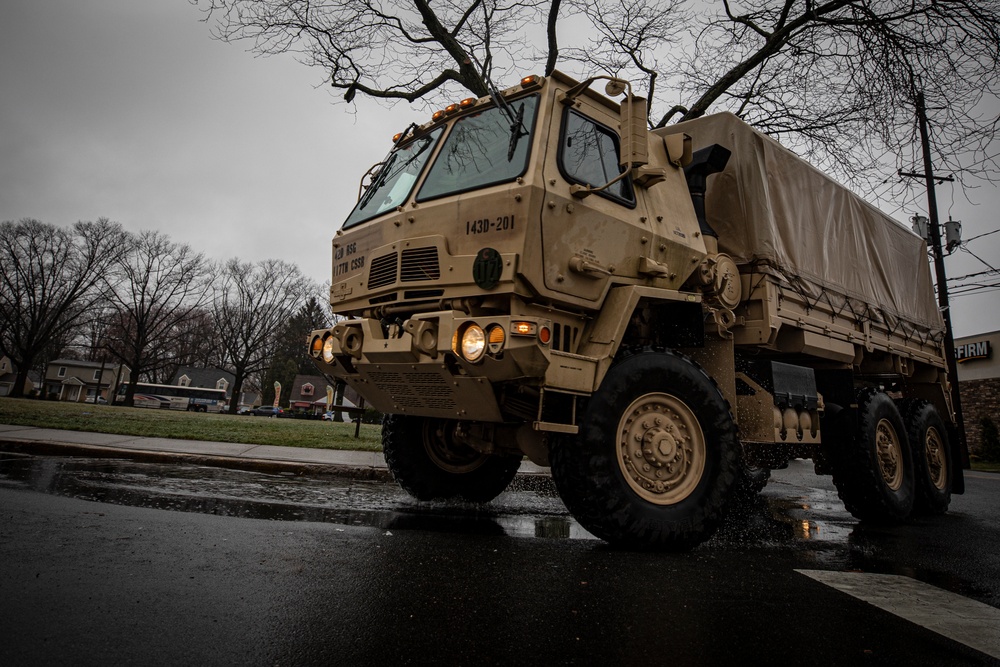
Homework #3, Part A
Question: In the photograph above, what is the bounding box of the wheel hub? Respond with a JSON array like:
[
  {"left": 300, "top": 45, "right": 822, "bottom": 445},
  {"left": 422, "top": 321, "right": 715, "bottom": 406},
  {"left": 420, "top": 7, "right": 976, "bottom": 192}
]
[
  {"left": 618, "top": 393, "right": 706, "bottom": 505},
  {"left": 422, "top": 421, "right": 487, "bottom": 474},
  {"left": 875, "top": 418, "right": 903, "bottom": 491},
  {"left": 925, "top": 427, "right": 947, "bottom": 490}
]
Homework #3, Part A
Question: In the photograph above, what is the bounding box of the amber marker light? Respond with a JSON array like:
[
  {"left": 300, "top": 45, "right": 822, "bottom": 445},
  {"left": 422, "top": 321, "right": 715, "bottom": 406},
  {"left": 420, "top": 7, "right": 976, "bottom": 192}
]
[
  {"left": 459, "top": 98, "right": 476, "bottom": 108},
  {"left": 392, "top": 132, "right": 403, "bottom": 142},
  {"left": 511, "top": 321, "right": 536, "bottom": 336},
  {"left": 538, "top": 326, "right": 552, "bottom": 345},
  {"left": 311, "top": 336, "right": 324, "bottom": 357},
  {"left": 520, "top": 75, "right": 540, "bottom": 88},
  {"left": 432, "top": 110, "right": 446, "bottom": 121},
  {"left": 445, "top": 103, "right": 460, "bottom": 115}
]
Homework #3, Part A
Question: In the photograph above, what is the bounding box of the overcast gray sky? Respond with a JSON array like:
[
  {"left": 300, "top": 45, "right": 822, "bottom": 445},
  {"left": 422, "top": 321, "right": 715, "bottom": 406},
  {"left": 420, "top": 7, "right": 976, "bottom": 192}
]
[{"left": 1, "top": 0, "right": 997, "bottom": 337}]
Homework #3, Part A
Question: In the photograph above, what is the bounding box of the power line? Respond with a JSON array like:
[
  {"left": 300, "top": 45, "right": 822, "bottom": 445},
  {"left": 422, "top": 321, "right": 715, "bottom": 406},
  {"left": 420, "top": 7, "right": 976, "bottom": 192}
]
[{"left": 964, "top": 228, "right": 1000, "bottom": 244}]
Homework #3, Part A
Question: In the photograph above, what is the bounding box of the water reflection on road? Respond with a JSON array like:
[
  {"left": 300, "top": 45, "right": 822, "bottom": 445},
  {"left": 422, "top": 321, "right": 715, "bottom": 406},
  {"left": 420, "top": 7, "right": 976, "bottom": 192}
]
[{"left": 0, "top": 453, "right": 870, "bottom": 549}]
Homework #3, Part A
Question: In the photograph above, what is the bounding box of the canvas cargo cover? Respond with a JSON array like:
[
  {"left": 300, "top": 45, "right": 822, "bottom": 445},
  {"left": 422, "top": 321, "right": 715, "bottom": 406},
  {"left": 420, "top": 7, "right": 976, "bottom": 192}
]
[{"left": 659, "top": 113, "right": 944, "bottom": 334}]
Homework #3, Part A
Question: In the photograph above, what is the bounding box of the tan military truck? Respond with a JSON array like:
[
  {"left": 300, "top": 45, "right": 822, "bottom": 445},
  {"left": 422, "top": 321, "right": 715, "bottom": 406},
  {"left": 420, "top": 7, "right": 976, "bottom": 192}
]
[{"left": 308, "top": 71, "right": 965, "bottom": 549}]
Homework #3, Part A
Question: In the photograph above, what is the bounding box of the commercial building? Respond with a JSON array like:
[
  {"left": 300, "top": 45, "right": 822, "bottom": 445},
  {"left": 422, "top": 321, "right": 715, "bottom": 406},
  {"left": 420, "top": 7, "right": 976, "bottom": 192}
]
[{"left": 955, "top": 330, "right": 1000, "bottom": 457}]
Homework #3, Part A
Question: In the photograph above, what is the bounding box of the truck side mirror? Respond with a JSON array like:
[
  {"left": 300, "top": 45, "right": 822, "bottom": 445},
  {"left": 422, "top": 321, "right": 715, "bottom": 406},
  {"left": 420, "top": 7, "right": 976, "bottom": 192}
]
[{"left": 619, "top": 96, "right": 649, "bottom": 170}]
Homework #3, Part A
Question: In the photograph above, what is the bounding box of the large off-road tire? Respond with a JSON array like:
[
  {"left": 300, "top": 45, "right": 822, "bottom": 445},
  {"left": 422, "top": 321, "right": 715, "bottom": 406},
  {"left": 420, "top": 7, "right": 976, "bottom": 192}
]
[
  {"left": 549, "top": 349, "right": 740, "bottom": 550},
  {"left": 381, "top": 414, "right": 521, "bottom": 503},
  {"left": 832, "top": 388, "right": 914, "bottom": 523},
  {"left": 898, "top": 398, "right": 951, "bottom": 515}
]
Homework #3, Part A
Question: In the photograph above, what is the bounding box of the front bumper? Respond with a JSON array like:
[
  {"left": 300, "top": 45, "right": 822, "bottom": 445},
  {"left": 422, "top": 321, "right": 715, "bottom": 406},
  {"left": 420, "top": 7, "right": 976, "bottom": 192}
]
[{"left": 309, "top": 311, "right": 552, "bottom": 422}]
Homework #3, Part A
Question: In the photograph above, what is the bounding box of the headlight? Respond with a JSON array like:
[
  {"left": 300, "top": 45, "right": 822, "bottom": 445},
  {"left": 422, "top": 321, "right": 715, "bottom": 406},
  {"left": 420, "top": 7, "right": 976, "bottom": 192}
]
[
  {"left": 460, "top": 325, "right": 486, "bottom": 362},
  {"left": 322, "top": 336, "right": 336, "bottom": 363}
]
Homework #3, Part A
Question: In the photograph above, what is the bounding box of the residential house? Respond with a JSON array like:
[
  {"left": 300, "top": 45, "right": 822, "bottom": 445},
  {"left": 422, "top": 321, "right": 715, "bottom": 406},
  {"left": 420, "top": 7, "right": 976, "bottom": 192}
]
[
  {"left": 43, "top": 359, "right": 130, "bottom": 403},
  {"left": 288, "top": 373, "right": 360, "bottom": 416},
  {"left": 0, "top": 356, "right": 39, "bottom": 396},
  {"left": 171, "top": 367, "right": 235, "bottom": 399}
]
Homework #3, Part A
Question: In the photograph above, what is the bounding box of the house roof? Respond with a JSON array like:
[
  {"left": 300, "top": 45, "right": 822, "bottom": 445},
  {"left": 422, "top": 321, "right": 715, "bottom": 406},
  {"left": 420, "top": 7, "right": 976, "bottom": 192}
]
[
  {"left": 171, "top": 367, "right": 235, "bottom": 389},
  {"left": 290, "top": 374, "right": 330, "bottom": 401},
  {"left": 50, "top": 358, "right": 125, "bottom": 371}
]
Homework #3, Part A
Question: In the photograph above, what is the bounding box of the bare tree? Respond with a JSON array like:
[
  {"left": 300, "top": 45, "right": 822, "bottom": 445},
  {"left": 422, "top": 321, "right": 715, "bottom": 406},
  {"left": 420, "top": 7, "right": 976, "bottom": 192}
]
[
  {"left": 666, "top": 1, "right": 1000, "bottom": 195},
  {"left": 199, "top": 0, "right": 1000, "bottom": 194},
  {"left": 213, "top": 258, "right": 314, "bottom": 414},
  {"left": 103, "top": 231, "right": 212, "bottom": 405},
  {"left": 198, "top": 0, "right": 556, "bottom": 105},
  {"left": 0, "top": 218, "right": 128, "bottom": 398},
  {"left": 163, "top": 307, "right": 225, "bottom": 380}
]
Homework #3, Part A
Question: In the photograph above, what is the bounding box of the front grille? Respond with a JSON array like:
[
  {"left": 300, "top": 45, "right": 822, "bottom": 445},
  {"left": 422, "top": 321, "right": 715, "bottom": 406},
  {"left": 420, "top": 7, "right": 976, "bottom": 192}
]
[
  {"left": 553, "top": 324, "right": 579, "bottom": 353},
  {"left": 368, "top": 252, "right": 398, "bottom": 289},
  {"left": 400, "top": 247, "right": 440, "bottom": 282},
  {"left": 368, "top": 370, "right": 456, "bottom": 411}
]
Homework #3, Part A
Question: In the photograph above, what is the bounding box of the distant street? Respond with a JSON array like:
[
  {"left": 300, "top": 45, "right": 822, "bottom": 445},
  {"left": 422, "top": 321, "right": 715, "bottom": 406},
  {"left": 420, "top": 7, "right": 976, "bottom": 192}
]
[{"left": 1, "top": 454, "right": 998, "bottom": 665}]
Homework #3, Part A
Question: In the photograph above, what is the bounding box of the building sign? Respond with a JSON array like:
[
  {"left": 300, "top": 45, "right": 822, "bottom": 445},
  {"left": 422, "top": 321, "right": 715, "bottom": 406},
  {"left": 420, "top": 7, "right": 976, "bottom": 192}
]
[{"left": 956, "top": 340, "right": 992, "bottom": 363}]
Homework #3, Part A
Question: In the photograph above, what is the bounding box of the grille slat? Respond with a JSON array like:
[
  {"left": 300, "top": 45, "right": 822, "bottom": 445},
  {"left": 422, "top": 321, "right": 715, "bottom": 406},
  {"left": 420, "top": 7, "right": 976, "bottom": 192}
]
[
  {"left": 368, "top": 253, "right": 398, "bottom": 289},
  {"left": 400, "top": 247, "right": 440, "bottom": 282}
]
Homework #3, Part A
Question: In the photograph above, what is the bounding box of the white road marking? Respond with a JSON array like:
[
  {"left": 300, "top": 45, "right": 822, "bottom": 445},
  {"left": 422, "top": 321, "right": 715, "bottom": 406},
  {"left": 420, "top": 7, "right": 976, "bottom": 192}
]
[{"left": 796, "top": 569, "right": 1000, "bottom": 660}]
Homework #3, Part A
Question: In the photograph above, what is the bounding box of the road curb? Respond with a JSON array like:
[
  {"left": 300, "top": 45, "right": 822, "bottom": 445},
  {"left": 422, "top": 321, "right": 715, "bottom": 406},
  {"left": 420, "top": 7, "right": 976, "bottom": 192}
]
[
  {"left": 0, "top": 437, "right": 553, "bottom": 481},
  {"left": 0, "top": 439, "right": 394, "bottom": 480}
]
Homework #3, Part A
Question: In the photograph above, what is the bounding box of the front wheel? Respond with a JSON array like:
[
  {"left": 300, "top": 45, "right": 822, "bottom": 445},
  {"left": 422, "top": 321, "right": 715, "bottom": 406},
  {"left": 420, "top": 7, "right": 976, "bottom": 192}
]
[
  {"left": 550, "top": 350, "right": 739, "bottom": 550},
  {"left": 382, "top": 415, "right": 521, "bottom": 503}
]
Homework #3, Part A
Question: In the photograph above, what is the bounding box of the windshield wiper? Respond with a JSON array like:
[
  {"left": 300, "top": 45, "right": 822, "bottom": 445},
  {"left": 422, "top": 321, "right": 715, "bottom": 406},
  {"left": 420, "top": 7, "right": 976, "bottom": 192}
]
[
  {"left": 469, "top": 52, "right": 528, "bottom": 162},
  {"left": 507, "top": 102, "right": 527, "bottom": 161},
  {"left": 358, "top": 152, "right": 397, "bottom": 210}
]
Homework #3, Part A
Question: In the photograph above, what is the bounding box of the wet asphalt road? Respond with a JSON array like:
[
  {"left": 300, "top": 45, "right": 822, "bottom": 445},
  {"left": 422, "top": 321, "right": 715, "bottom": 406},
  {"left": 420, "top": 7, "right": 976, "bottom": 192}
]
[{"left": 1, "top": 453, "right": 999, "bottom": 665}]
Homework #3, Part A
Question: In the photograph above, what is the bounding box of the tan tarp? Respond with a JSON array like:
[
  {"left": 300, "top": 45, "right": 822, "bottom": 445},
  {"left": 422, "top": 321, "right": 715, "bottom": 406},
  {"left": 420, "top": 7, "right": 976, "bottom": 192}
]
[{"left": 658, "top": 112, "right": 944, "bottom": 334}]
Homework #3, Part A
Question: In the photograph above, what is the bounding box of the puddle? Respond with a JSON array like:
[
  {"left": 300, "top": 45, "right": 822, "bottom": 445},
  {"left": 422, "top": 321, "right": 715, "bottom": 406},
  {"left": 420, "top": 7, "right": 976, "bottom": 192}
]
[{"left": 0, "top": 453, "right": 583, "bottom": 540}]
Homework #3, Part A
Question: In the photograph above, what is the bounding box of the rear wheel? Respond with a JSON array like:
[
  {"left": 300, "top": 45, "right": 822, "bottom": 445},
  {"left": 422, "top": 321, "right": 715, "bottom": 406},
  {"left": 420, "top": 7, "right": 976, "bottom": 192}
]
[
  {"left": 832, "top": 388, "right": 914, "bottom": 523},
  {"left": 899, "top": 399, "right": 951, "bottom": 515},
  {"left": 550, "top": 349, "right": 739, "bottom": 550},
  {"left": 381, "top": 414, "right": 521, "bottom": 503}
]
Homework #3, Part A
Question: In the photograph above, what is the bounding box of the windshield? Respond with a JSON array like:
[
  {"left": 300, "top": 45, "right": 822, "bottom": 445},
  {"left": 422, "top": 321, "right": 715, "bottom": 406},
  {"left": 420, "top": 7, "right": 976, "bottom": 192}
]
[
  {"left": 343, "top": 127, "right": 444, "bottom": 229},
  {"left": 417, "top": 94, "right": 539, "bottom": 201}
]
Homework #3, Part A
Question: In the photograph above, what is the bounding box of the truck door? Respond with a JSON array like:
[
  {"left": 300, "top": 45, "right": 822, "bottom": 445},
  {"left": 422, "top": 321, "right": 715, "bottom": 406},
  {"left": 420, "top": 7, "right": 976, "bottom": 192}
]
[{"left": 538, "top": 98, "right": 650, "bottom": 303}]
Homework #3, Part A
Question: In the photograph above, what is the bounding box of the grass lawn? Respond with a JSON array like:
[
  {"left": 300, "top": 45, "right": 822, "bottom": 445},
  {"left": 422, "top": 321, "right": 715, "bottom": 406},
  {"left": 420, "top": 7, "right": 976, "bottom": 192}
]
[{"left": 0, "top": 397, "right": 382, "bottom": 452}]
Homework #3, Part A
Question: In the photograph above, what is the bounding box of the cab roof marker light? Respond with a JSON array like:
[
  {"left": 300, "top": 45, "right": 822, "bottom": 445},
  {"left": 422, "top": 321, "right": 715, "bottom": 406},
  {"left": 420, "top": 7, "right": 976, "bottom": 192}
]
[
  {"left": 432, "top": 110, "right": 446, "bottom": 121},
  {"left": 445, "top": 103, "right": 460, "bottom": 114},
  {"left": 520, "top": 75, "right": 541, "bottom": 88},
  {"left": 459, "top": 97, "right": 476, "bottom": 108}
]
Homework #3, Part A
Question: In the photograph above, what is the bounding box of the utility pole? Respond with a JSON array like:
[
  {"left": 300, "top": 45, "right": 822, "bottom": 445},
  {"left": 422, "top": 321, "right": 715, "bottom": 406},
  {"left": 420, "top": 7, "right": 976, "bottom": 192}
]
[{"left": 901, "top": 91, "right": 968, "bottom": 463}]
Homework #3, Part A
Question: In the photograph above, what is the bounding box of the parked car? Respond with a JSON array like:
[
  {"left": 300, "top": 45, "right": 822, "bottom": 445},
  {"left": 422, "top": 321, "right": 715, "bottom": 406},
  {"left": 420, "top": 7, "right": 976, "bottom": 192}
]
[{"left": 252, "top": 406, "right": 283, "bottom": 417}]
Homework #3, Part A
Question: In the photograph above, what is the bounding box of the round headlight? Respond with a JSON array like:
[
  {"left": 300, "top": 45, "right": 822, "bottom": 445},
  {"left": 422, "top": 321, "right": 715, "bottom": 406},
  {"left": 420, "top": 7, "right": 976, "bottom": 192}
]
[
  {"left": 322, "top": 336, "right": 336, "bottom": 363},
  {"left": 461, "top": 325, "right": 486, "bottom": 362}
]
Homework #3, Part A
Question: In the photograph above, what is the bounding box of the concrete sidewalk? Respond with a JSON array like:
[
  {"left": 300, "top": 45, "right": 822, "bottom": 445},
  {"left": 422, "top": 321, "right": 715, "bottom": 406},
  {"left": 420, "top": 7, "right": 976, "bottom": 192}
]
[{"left": 0, "top": 423, "right": 549, "bottom": 477}]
